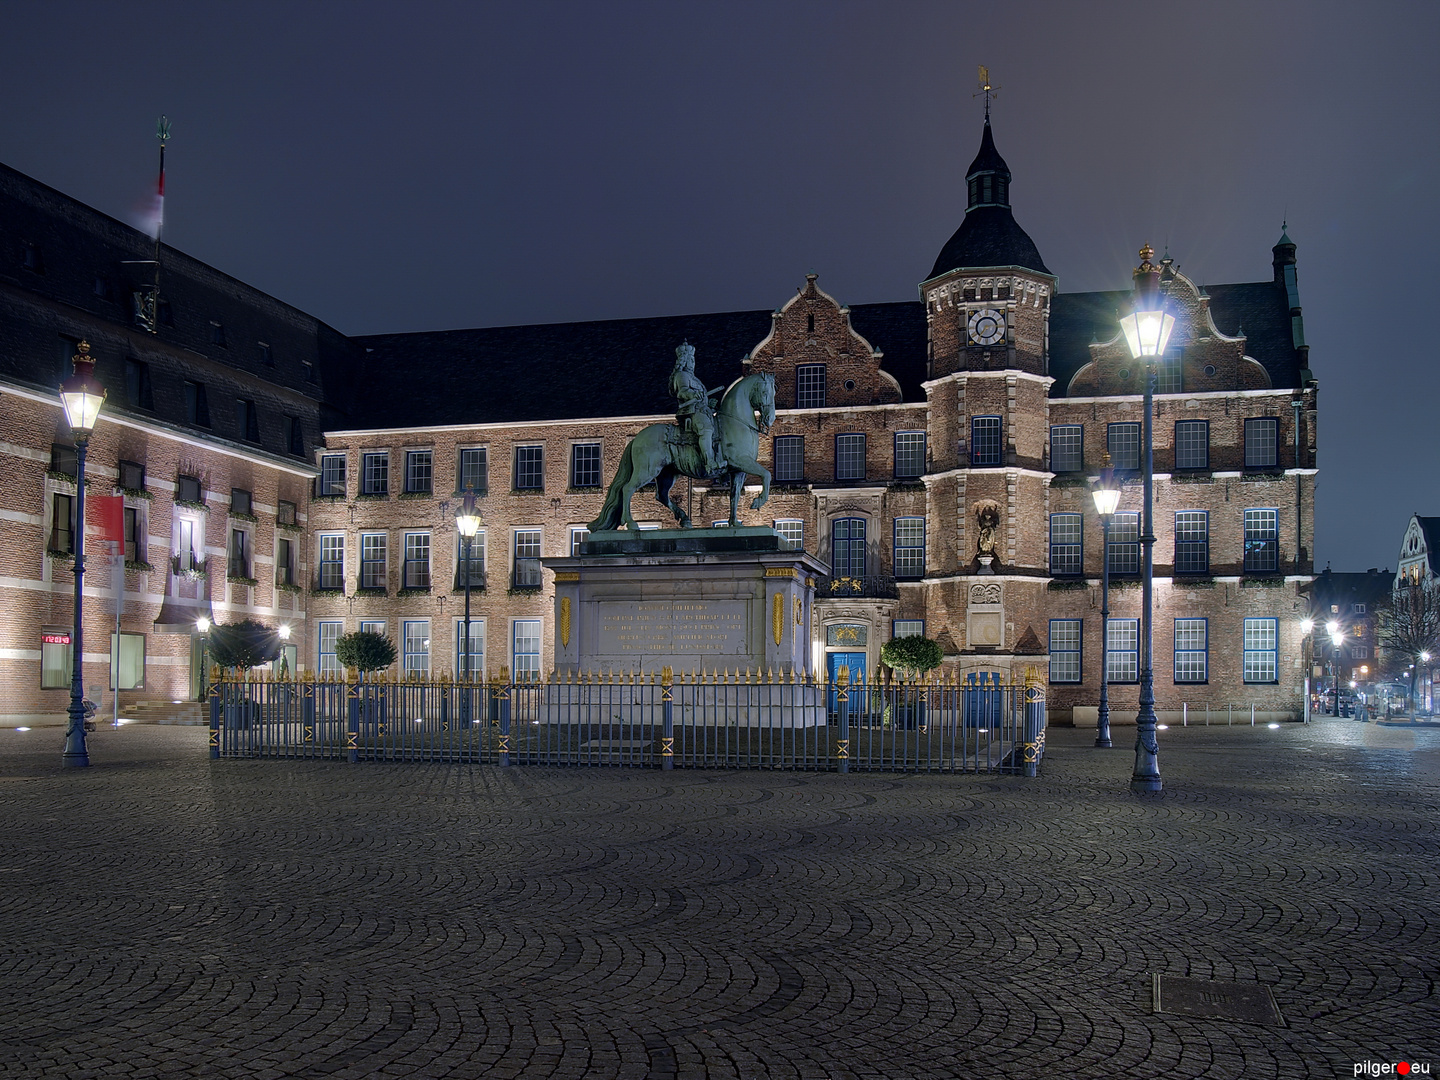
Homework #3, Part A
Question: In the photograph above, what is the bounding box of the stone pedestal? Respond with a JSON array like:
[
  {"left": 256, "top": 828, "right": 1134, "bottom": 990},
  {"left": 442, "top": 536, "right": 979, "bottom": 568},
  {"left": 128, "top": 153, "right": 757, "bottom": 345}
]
[{"left": 543, "top": 527, "right": 826, "bottom": 677}]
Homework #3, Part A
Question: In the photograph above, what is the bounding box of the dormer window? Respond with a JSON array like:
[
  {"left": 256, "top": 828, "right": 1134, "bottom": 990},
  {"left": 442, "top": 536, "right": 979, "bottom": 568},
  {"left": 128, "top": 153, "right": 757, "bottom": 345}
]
[{"left": 210, "top": 321, "right": 227, "bottom": 347}]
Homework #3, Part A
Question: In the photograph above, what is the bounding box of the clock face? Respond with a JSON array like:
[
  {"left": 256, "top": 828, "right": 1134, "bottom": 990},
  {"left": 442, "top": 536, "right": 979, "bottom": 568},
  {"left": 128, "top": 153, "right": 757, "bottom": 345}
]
[{"left": 967, "top": 308, "right": 1005, "bottom": 346}]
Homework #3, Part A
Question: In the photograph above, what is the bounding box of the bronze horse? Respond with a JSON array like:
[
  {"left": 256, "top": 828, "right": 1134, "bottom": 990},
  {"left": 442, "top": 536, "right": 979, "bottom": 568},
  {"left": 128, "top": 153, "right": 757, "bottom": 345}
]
[{"left": 587, "top": 372, "right": 776, "bottom": 531}]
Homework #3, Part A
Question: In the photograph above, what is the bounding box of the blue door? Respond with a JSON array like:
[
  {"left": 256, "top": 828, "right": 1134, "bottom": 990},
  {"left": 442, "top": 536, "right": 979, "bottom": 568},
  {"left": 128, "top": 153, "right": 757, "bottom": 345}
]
[{"left": 828, "top": 651, "right": 866, "bottom": 714}]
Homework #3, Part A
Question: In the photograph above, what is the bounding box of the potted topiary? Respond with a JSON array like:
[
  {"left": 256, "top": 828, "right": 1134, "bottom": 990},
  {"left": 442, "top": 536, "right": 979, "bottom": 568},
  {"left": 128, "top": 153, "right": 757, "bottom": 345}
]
[
  {"left": 881, "top": 635, "right": 943, "bottom": 729},
  {"left": 207, "top": 618, "right": 282, "bottom": 728},
  {"left": 335, "top": 630, "right": 398, "bottom": 733}
]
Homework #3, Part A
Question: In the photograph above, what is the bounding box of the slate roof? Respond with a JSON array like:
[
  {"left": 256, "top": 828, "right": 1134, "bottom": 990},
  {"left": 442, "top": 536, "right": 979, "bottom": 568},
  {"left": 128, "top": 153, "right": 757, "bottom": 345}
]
[
  {"left": 966, "top": 121, "right": 1010, "bottom": 180},
  {"left": 343, "top": 279, "right": 1302, "bottom": 428},
  {"left": 927, "top": 206, "right": 1051, "bottom": 280}
]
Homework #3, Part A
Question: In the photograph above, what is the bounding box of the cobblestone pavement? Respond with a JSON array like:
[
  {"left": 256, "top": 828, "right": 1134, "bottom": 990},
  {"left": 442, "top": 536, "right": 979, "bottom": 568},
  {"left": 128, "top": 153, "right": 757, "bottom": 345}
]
[{"left": 0, "top": 719, "right": 1435, "bottom": 1079}]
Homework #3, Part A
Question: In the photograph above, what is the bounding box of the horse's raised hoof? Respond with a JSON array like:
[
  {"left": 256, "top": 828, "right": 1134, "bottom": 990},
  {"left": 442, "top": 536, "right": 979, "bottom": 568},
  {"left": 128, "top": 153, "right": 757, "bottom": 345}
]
[{"left": 750, "top": 496, "right": 767, "bottom": 510}]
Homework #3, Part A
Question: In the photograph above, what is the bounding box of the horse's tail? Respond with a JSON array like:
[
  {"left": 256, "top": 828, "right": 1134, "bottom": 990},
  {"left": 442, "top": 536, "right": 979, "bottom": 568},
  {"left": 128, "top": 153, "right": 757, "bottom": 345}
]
[{"left": 587, "top": 442, "right": 633, "bottom": 531}]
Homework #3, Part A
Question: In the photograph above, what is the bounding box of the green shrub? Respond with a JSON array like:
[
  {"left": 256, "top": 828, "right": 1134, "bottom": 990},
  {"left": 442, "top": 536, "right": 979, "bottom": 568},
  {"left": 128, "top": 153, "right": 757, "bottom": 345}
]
[
  {"left": 335, "top": 630, "right": 397, "bottom": 674},
  {"left": 208, "top": 619, "right": 281, "bottom": 671},
  {"left": 881, "top": 635, "right": 943, "bottom": 679}
]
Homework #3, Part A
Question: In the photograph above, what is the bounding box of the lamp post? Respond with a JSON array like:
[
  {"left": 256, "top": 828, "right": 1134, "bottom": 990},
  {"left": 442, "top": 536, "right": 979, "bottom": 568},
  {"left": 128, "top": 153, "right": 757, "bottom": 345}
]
[
  {"left": 1300, "top": 617, "right": 1315, "bottom": 723},
  {"left": 1327, "top": 620, "right": 1343, "bottom": 714},
  {"left": 1117, "top": 246, "right": 1175, "bottom": 793},
  {"left": 59, "top": 341, "right": 107, "bottom": 767},
  {"left": 455, "top": 487, "right": 482, "bottom": 683},
  {"left": 1090, "top": 464, "right": 1121, "bottom": 748}
]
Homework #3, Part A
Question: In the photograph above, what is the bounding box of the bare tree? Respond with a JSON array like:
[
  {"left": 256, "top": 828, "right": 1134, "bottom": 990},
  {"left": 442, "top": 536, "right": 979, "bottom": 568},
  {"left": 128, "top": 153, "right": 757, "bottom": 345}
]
[{"left": 1377, "top": 582, "right": 1440, "bottom": 708}]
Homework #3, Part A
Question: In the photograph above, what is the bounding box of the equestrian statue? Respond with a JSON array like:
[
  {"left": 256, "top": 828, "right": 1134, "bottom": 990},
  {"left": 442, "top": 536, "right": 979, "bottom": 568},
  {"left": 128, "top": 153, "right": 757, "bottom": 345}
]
[{"left": 588, "top": 342, "right": 776, "bottom": 531}]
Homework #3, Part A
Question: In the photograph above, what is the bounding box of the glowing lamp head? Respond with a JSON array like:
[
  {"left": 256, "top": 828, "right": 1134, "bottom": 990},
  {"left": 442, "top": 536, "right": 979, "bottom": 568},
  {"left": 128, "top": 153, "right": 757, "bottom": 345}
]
[
  {"left": 1423, "top": 651, "right": 1432, "bottom": 663},
  {"left": 1118, "top": 246, "right": 1176, "bottom": 360},
  {"left": 1326, "top": 620, "right": 1339, "bottom": 635},
  {"left": 1089, "top": 465, "right": 1121, "bottom": 517},
  {"left": 59, "top": 340, "right": 107, "bottom": 435},
  {"left": 278, "top": 624, "right": 292, "bottom": 640},
  {"left": 455, "top": 486, "right": 482, "bottom": 539},
  {"left": 196, "top": 616, "right": 211, "bottom": 634},
  {"left": 1301, "top": 618, "right": 1315, "bottom": 633}
]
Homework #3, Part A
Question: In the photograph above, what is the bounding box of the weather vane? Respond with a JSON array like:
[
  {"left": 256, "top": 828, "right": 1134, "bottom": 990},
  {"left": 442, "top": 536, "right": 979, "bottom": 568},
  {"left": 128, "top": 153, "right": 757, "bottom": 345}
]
[{"left": 975, "top": 66, "right": 999, "bottom": 121}]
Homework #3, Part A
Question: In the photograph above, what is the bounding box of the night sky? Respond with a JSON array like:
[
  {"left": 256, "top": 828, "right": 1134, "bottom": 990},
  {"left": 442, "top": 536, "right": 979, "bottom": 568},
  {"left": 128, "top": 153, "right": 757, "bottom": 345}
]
[{"left": 4, "top": 1, "right": 1436, "bottom": 572}]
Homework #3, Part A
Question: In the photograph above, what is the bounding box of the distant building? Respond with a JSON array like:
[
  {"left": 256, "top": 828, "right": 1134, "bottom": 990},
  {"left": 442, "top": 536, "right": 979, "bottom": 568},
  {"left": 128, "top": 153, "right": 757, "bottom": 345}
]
[
  {"left": 0, "top": 115, "right": 1318, "bottom": 725},
  {"left": 1304, "top": 568, "right": 1391, "bottom": 698}
]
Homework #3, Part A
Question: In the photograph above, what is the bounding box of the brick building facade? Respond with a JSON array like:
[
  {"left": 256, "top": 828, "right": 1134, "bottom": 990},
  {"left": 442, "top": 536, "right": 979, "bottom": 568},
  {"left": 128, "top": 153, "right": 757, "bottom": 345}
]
[{"left": 0, "top": 116, "right": 1317, "bottom": 725}]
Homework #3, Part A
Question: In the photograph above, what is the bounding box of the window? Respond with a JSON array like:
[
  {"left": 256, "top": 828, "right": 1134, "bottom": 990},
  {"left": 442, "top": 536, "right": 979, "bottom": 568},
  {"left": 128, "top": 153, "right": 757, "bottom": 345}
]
[
  {"left": 176, "top": 475, "right": 203, "bottom": 505},
  {"left": 124, "top": 359, "right": 154, "bottom": 410},
  {"left": 456, "top": 618, "right": 484, "bottom": 677},
  {"left": 402, "top": 620, "right": 430, "bottom": 676},
  {"left": 1244, "top": 418, "right": 1278, "bottom": 468},
  {"left": 571, "top": 443, "right": 602, "bottom": 488},
  {"left": 1174, "top": 619, "right": 1208, "bottom": 683},
  {"left": 894, "top": 432, "right": 926, "bottom": 479},
  {"left": 184, "top": 380, "right": 210, "bottom": 427},
  {"left": 1049, "top": 513, "right": 1083, "bottom": 576},
  {"left": 1353, "top": 603, "right": 1367, "bottom": 615},
  {"left": 773, "top": 436, "right": 804, "bottom": 482},
  {"left": 796, "top": 364, "right": 826, "bottom": 409},
  {"left": 1107, "top": 619, "right": 1139, "bottom": 683},
  {"left": 832, "top": 518, "right": 866, "bottom": 578},
  {"left": 50, "top": 443, "right": 77, "bottom": 477},
  {"left": 277, "top": 500, "right": 297, "bottom": 526},
  {"left": 231, "top": 489, "right": 253, "bottom": 516},
  {"left": 1243, "top": 618, "right": 1278, "bottom": 683},
  {"left": 359, "top": 620, "right": 385, "bottom": 636},
  {"left": 228, "top": 529, "right": 251, "bottom": 578},
  {"left": 40, "top": 629, "right": 71, "bottom": 689},
  {"left": 1244, "top": 509, "right": 1279, "bottom": 573},
  {"left": 402, "top": 533, "right": 431, "bottom": 589},
  {"left": 1174, "top": 420, "right": 1208, "bottom": 470},
  {"left": 404, "top": 450, "right": 433, "bottom": 494},
  {"left": 455, "top": 530, "right": 485, "bottom": 588},
  {"left": 119, "top": 460, "right": 144, "bottom": 491},
  {"left": 1050, "top": 425, "right": 1082, "bottom": 473},
  {"left": 123, "top": 506, "right": 142, "bottom": 563},
  {"left": 1174, "top": 511, "right": 1209, "bottom": 575},
  {"left": 236, "top": 399, "right": 259, "bottom": 442},
  {"left": 362, "top": 453, "right": 389, "bottom": 495},
  {"left": 514, "top": 446, "right": 544, "bottom": 490},
  {"left": 360, "top": 533, "right": 387, "bottom": 589},
  {"left": 110, "top": 632, "right": 145, "bottom": 691},
  {"left": 459, "top": 447, "right": 488, "bottom": 495},
  {"left": 1107, "top": 512, "right": 1140, "bottom": 575},
  {"left": 176, "top": 519, "right": 199, "bottom": 572},
  {"left": 1108, "top": 422, "right": 1140, "bottom": 470},
  {"left": 50, "top": 493, "right": 75, "bottom": 554},
  {"left": 893, "top": 620, "right": 925, "bottom": 639},
  {"left": 259, "top": 342, "right": 273, "bottom": 366},
  {"left": 284, "top": 416, "right": 304, "bottom": 457},
  {"left": 1156, "top": 350, "right": 1183, "bottom": 395},
  {"left": 318, "top": 535, "right": 344, "bottom": 590},
  {"left": 317, "top": 621, "right": 342, "bottom": 675},
  {"left": 1352, "top": 645, "right": 1370, "bottom": 659},
  {"left": 1049, "top": 619, "right": 1081, "bottom": 683},
  {"left": 318, "top": 455, "right": 345, "bottom": 496},
  {"left": 513, "top": 529, "right": 542, "bottom": 587},
  {"left": 835, "top": 434, "right": 866, "bottom": 481},
  {"left": 210, "top": 321, "right": 227, "bottom": 347},
  {"left": 23, "top": 242, "right": 44, "bottom": 273},
  {"left": 894, "top": 517, "right": 925, "bottom": 579},
  {"left": 303, "top": 360, "right": 316, "bottom": 383},
  {"left": 970, "top": 416, "right": 1002, "bottom": 466},
  {"left": 569, "top": 526, "right": 589, "bottom": 555},
  {"left": 774, "top": 519, "right": 804, "bottom": 551},
  {"left": 275, "top": 537, "right": 295, "bottom": 586},
  {"left": 512, "top": 619, "right": 542, "bottom": 682}
]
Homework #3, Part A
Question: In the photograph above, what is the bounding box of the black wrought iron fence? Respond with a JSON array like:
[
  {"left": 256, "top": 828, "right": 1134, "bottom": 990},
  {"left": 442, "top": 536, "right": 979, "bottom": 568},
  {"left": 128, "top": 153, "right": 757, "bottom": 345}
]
[{"left": 210, "top": 668, "right": 1046, "bottom": 775}]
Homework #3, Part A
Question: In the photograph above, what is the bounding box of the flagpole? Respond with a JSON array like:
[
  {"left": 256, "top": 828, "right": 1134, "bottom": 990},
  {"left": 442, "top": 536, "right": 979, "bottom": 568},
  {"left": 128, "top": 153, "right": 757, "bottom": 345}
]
[{"left": 151, "top": 117, "right": 169, "bottom": 321}]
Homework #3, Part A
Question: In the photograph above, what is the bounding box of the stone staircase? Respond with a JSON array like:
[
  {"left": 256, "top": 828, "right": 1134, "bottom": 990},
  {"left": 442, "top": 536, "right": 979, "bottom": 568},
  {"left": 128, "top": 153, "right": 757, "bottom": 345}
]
[{"left": 117, "top": 699, "right": 206, "bottom": 726}]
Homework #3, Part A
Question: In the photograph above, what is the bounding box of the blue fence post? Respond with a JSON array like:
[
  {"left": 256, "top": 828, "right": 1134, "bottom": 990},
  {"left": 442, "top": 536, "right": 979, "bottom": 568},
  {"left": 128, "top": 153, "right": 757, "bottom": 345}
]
[
  {"left": 498, "top": 667, "right": 512, "bottom": 767},
  {"left": 208, "top": 671, "right": 221, "bottom": 759},
  {"left": 347, "top": 678, "right": 360, "bottom": 764},
  {"left": 1023, "top": 666, "right": 1046, "bottom": 778},
  {"left": 836, "top": 665, "right": 850, "bottom": 774},
  {"left": 661, "top": 665, "right": 675, "bottom": 770}
]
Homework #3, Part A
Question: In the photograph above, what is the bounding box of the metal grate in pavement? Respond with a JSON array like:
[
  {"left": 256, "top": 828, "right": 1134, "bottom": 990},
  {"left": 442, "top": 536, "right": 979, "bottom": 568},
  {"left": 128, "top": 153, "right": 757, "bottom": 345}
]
[{"left": 1151, "top": 974, "right": 1284, "bottom": 1026}]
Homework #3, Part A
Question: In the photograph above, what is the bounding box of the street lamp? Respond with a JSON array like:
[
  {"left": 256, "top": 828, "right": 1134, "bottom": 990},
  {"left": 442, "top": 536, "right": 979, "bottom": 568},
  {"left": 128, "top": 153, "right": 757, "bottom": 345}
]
[
  {"left": 59, "top": 341, "right": 107, "bottom": 767},
  {"left": 455, "top": 486, "right": 483, "bottom": 683},
  {"left": 1090, "top": 463, "right": 1122, "bottom": 749},
  {"left": 1116, "top": 247, "right": 1174, "bottom": 793}
]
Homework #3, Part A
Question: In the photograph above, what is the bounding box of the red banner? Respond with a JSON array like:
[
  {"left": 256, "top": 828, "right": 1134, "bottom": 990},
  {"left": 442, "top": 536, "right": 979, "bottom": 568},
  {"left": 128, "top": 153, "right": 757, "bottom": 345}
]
[{"left": 90, "top": 496, "right": 124, "bottom": 543}]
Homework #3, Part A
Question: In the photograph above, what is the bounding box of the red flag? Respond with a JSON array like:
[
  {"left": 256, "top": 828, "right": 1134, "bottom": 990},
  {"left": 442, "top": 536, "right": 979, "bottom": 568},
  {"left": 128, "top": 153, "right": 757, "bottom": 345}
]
[{"left": 90, "top": 496, "right": 124, "bottom": 543}]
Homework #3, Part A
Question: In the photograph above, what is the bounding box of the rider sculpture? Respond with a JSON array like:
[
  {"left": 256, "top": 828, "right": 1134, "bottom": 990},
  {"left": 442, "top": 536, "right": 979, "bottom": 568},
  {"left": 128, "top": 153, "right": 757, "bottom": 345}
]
[{"left": 670, "top": 341, "right": 726, "bottom": 477}]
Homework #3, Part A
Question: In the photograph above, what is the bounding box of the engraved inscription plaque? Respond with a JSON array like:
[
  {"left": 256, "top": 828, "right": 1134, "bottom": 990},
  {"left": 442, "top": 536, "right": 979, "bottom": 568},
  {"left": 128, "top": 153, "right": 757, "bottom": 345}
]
[{"left": 595, "top": 600, "right": 748, "bottom": 658}]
